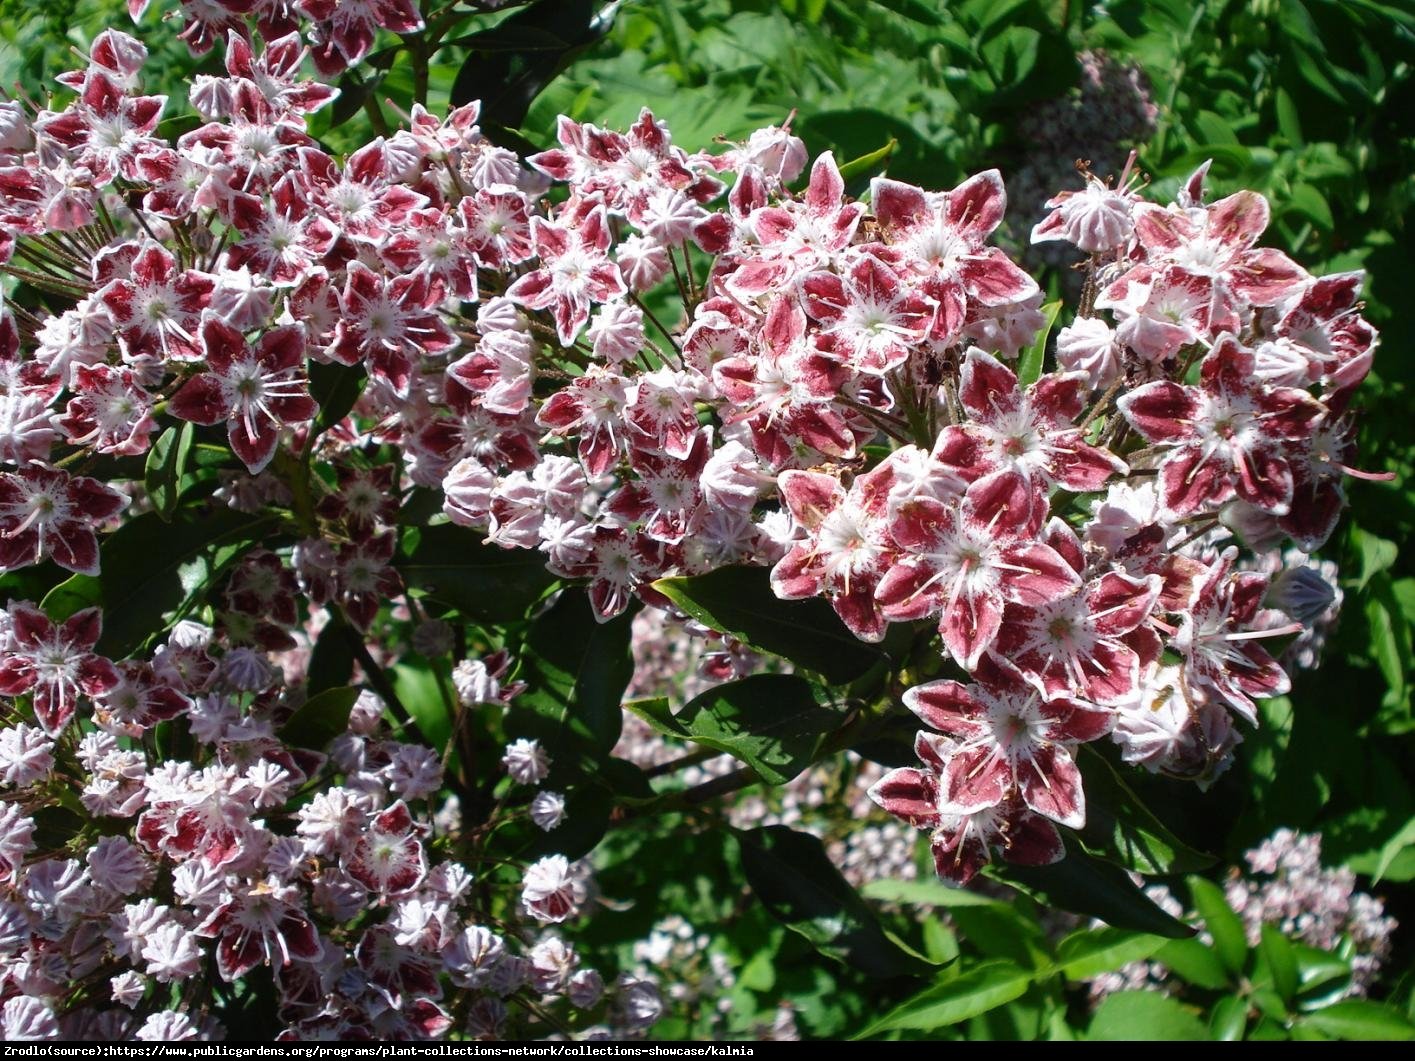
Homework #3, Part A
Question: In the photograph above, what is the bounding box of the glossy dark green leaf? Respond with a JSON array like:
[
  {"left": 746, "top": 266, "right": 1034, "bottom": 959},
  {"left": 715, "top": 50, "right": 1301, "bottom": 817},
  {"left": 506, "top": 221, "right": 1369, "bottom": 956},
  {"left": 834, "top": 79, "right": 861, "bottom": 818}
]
[
  {"left": 306, "top": 615, "right": 356, "bottom": 695},
  {"left": 398, "top": 523, "right": 557, "bottom": 623},
  {"left": 83, "top": 509, "right": 273, "bottom": 659},
  {"left": 309, "top": 361, "right": 366, "bottom": 435},
  {"left": 281, "top": 686, "right": 359, "bottom": 750},
  {"left": 451, "top": 0, "right": 619, "bottom": 130},
  {"left": 1260, "top": 924, "right": 1299, "bottom": 1006},
  {"left": 738, "top": 824, "right": 935, "bottom": 981},
  {"left": 514, "top": 589, "right": 637, "bottom": 757},
  {"left": 40, "top": 573, "right": 101, "bottom": 622},
  {"left": 626, "top": 675, "right": 840, "bottom": 786},
  {"left": 652, "top": 566, "right": 883, "bottom": 683},
  {"left": 144, "top": 421, "right": 193, "bottom": 521},
  {"left": 1210, "top": 995, "right": 1249, "bottom": 1041},
  {"left": 1155, "top": 937, "right": 1231, "bottom": 990},
  {"left": 838, "top": 138, "right": 897, "bottom": 186},
  {"left": 1076, "top": 747, "right": 1213, "bottom": 874},
  {"left": 994, "top": 848, "right": 1193, "bottom": 938}
]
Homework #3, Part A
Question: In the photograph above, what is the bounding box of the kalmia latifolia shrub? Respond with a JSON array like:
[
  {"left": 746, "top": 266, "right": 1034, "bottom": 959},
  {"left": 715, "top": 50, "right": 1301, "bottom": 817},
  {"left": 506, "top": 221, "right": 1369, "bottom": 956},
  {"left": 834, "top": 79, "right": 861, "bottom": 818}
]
[{"left": 0, "top": 0, "right": 1386, "bottom": 1043}]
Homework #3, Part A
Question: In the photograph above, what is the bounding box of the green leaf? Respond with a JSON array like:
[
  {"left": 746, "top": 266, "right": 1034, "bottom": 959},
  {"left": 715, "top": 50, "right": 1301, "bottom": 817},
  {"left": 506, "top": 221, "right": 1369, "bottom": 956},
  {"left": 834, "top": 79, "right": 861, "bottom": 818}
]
[
  {"left": 451, "top": 0, "right": 618, "bottom": 130},
  {"left": 281, "top": 686, "right": 359, "bottom": 750},
  {"left": 1076, "top": 747, "right": 1214, "bottom": 874},
  {"left": 838, "top": 138, "right": 897, "bottom": 184},
  {"left": 1088, "top": 991, "right": 1207, "bottom": 1041},
  {"left": 1353, "top": 527, "right": 1399, "bottom": 591},
  {"left": 309, "top": 361, "right": 366, "bottom": 435},
  {"left": 652, "top": 566, "right": 883, "bottom": 683},
  {"left": 995, "top": 848, "right": 1193, "bottom": 938},
  {"left": 398, "top": 523, "right": 558, "bottom": 624},
  {"left": 1155, "top": 937, "right": 1232, "bottom": 990},
  {"left": 736, "top": 825, "right": 934, "bottom": 980},
  {"left": 143, "top": 422, "right": 193, "bottom": 521},
  {"left": 629, "top": 674, "right": 840, "bottom": 786},
  {"left": 1300, "top": 1000, "right": 1415, "bottom": 1041},
  {"left": 1260, "top": 924, "right": 1299, "bottom": 1006},
  {"left": 89, "top": 509, "right": 273, "bottom": 659},
  {"left": 1372, "top": 815, "right": 1415, "bottom": 883},
  {"left": 1189, "top": 877, "right": 1250, "bottom": 976},
  {"left": 514, "top": 589, "right": 637, "bottom": 758},
  {"left": 1055, "top": 927, "right": 1168, "bottom": 980},
  {"left": 1210, "top": 995, "right": 1249, "bottom": 1041},
  {"left": 1016, "top": 299, "right": 1062, "bottom": 386},
  {"left": 306, "top": 615, "right": 356, "bottom": 695},
  {"left": 391, "top": 660, "right": 451, "bottom": 753},
  {"left": 39, "top": 573, "right": 101, "bottom": 622},
  {"left": 853, "top": 960, "right": 1033, "bottom": 1037},
  {"left": 861, "top": 878, "right": 1007, "bottom": 908},
  {"left": 950, "top": 903, "right": 1051, "bottom": 968},
  {"left": 1292, "top": 943, "right": 1353, "bottom": 998}
]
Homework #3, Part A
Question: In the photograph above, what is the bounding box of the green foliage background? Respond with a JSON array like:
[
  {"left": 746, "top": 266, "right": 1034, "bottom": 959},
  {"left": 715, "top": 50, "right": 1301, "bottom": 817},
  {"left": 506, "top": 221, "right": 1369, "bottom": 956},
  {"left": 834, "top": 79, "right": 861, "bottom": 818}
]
[{"left": 3, "top": 0, "right": 1414, "bottom": 1041}]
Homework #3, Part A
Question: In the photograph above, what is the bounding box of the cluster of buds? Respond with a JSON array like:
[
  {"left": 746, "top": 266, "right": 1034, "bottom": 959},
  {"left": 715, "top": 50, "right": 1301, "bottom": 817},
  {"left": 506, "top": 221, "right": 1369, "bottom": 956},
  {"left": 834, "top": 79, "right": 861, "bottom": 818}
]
[{"left": 0, "top": 0, "right": 1384, "bottom": 1037}]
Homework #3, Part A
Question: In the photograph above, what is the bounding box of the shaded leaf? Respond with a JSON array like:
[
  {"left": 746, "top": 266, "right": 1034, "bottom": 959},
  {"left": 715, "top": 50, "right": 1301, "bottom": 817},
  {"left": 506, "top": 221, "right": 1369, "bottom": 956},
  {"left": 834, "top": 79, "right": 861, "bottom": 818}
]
[
  {"left": 88, "top": 509, "right": 273, "bottom": 659},
  {"left": 1076, "top": 747, "right": 1214, "bottom": 874},
  {"left": 309, "top": 361, "right": 366, "bottom": 435},
  {"left": 737, "top": 825, "right": 935, "bottom": 980},
  {"left": 398, "top": 524, "right": 557, "bottom": 623},
  {"left": 652, "top": 565, "right": 883, "bottom": 683},
  {"left": 281, "top": 686, "right": 359, "bottom": 750},
  {"left": 514, "top": 588, "right": 637, "bottom": 758},
  {"left": 994, "top": 848, "right": 1193, "bottom": 938}
]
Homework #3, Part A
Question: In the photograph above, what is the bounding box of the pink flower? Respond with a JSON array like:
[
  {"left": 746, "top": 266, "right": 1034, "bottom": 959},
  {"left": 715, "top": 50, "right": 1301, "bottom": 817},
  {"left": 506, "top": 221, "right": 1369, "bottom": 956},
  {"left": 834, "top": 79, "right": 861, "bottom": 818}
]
[
  {"left": 521, "top": 854, "right": 587, "bottom": 923},
  {"left": 97, "top": 241, "right": 215, "bottom": 363},
  {"left": 1132, "top": 187, "right": 1306, "bottom": 309},
  {"left": 800, "top": 253, "right": 933, "bottom": 375},
  {"left": 1176, "top": 549, "right": 1294, "bottom": 725},
  {"left": 903, "top": 654, "right": 1111, "bottom": 828},
  {"left": 874, "top": 469, "right": 1080, "bottom": 668},
  {"left": 1096, "top": 264, "right": 1216, "bottom": 363},
  {"left": 197, "top": 876, "right": 324, "bottom": 981},
  {"left": 1031, "top": 172, "right": 1138, "bottom": 253},
  {"left": 0, "top": 603, "right": 119, "bottom": 736},
  {"left": 506, "top": 207, "right": 627, "bottom": 346},
  {"left": 346, "top": 800, "right": 427, "bottom": 896},
  {"left": 1117, "top": 334, "right": 1325, "bottom": 518},
  {"left": 332, "top": 262, "right": 458, "bottom": 395},
  {"left": 769, "top": 464, "right": 895, "bottom": 642},
  {"left": 57, "top": 364, "right": 157, "bottom": 456},
  {"left": 868, "top": 756, "right": 1063, "bottom": 886},
  {"left": 935, "top": 348, "right": 1127, "bottom": 491},
  {"left": 870, "top": 169, "right": 1037, "bottom": 343},
  {"left": 0, "top": 466, "right": 127, "bottom": 576},
  {"left": 169, "top": 317, "right": 318, "bottom": 473}
]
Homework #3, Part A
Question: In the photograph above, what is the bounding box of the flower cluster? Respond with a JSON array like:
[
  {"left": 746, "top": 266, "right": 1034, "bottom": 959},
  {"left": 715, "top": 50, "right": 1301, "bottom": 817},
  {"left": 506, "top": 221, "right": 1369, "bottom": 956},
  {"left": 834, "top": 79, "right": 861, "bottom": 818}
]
[
  {"left": 867, "top": 163, "right": 1380, "bottom": 883},
  {"left": 0, "top": 0, "right": 1383, "bottom": 1037}
]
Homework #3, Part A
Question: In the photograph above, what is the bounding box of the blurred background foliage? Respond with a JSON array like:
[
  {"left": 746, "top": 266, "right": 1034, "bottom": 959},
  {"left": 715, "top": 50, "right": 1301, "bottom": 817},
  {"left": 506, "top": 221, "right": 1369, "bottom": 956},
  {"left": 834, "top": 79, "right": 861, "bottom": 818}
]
[{"left": 2, "top": 0, "right": 1414, "bottom": 1040}]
